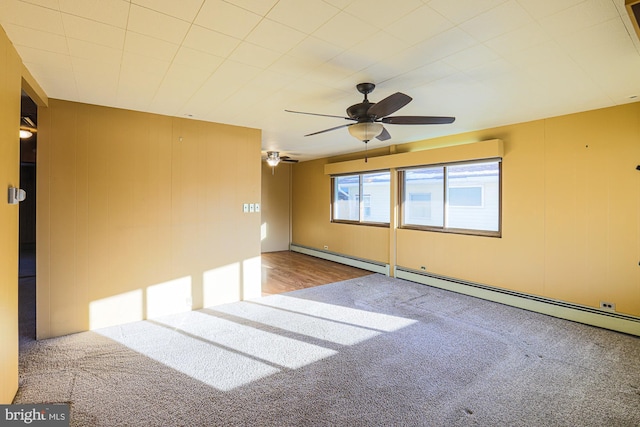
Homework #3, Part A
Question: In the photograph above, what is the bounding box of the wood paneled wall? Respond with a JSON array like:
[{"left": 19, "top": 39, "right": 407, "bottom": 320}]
[
  {"left": 261, "top": 162, "right": 291, "bottom": 253},
  {"left": 0, "top": 26, "right": 22, "bottom": 404},
  {"left": 37, "top": 100, "right": 262, "bottom": 338}
]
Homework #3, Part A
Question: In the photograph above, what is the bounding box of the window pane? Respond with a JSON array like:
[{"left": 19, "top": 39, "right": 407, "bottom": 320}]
[
  {"left": 362, "top": 172, "right": 390, "bottom": 223},
  {"left": 449, "top": 187, "right": 482, "bottom": 206},
  {"left": 446, "top": 162, "right": 499, "bottom": 231},
  {"left": 334, "top": 175, "right": 359, "bottom": 221},
  {"left": 403, "top": 167, "right": 444, "bottom": 227}
]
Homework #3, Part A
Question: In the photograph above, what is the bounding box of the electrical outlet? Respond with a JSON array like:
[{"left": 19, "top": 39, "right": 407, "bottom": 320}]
[
  {"left": 323, "top": 245, "right": 328, "bottom": 250},
  {"left": 600, "top": 301, "right": 616, "bottom": 311}
]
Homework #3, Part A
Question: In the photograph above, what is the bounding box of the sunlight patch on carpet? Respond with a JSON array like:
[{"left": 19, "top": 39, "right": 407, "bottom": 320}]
[{"left": 94, "top": 294, "right": 417, "bottom": 391}]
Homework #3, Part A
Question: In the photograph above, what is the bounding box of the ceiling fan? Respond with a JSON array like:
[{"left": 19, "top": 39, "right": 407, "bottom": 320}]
[
  {"left": 19, "top": 116, "right": 37, "bottom": 139},
  {"left": 286, "top": 83, "right": 455, "bottom": 153},
  {"left": 266, "top": 151, "right": 298, "bottom": 167}
]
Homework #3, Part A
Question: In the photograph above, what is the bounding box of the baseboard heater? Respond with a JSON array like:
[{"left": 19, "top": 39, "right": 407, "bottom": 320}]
[
  {"left": 395, "top": 267, "right": 640, "bottom": 337},
  {"left": 290, "top": 244, "right": 389, "bottom": 275}
]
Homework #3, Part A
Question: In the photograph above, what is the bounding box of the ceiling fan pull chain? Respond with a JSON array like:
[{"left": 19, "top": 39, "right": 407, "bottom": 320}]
[{"left": 365, "top": 141, "right": 368, "bottom": 163}]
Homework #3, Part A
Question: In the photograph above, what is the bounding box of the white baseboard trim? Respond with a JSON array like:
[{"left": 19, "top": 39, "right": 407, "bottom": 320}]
[
  {"left": 290, "top": 244, "right": 390, "bottom": 275},
  {"left": 395, "top": 267, "right": 640, "bottom": 337}
]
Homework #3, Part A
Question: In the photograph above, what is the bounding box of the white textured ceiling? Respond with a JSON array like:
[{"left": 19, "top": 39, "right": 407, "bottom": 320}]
[{"left": 2, "top": 0, "right": 640, "bottom": 161}]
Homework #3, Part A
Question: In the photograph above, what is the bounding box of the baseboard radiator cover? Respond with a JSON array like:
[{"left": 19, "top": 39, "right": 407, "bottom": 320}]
[
  {"left": 395, "top": 267, "right": 640, "bottom": 337},
  {"left": 290, "top": 244, "right": 390, "bottom": 275}
]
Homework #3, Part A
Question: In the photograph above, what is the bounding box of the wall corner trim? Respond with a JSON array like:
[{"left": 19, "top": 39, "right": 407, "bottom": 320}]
[{"left": 21, "top": 65, "right": 48, "bottom": 107}]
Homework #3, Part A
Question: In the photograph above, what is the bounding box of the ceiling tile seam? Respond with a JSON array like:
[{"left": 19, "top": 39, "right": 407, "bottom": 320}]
[
  {"left": 172, "top": 61, "right": 253, "bottom": 120},
  {"left": 547, "top": 17, "right": 626, "bottom": 106},
  {"left": 0, "top": 20, "right": 65, "bottom": 40},
  {"left": 612, "top": 0, "right": 640, "bottom": 56},
  {"left": 430, "top": 0, "right": 510, "bottom": 26},
  {"left": 17, "top": 0, "right": 60, "bottom": 13},
  {"left": 221, "top": 0, "right": 279, "bottom": 17},
  {"left": 536, "top": 1, "right": 621, "bottom": 40},
  {"left": 171, "top": 10, "right": 275, "bottom": 118},
  {"left": 220, "top": 21, "right": 346, "bottom": 106},
  {"left": 115, "top": 1, "right": 134, "bottom": 107},
  {"left": 56, "top": 10, "right": 127, "bottom": 30},
  {"left": 314, "top": 31, "right": 410, "bottom": 81},
  {"left": 447, "top": 3, "right": 575, "bottom": 84},
  {"left": 373, "top": 31, "right": 480, "bottom": 87},
  {"left": 10, "top": 39, "right": 71, "bottom": 58},
  {"left": 131, "top": 1, "right": 247, "bottom": 112},
  {"left": 57, "top": 7, "right": 80, "bottom": 102},
  {"left": 145, "top": 30, "right": 217, "bottom": 114},
  {"left": 514, "top": 0, "right": 588, "bottom": 21},
  {"left": 398, "top": 8, "right": 458, "bottom": 49},
  {"left": 319, "top": 0, "right": 348, "bottom": 11},
  {"left": 129, "top": 1, "right": 202, "bottom": 24},
  {"left": 456, "top": 4, "right": 535, "bottom": 47},
  {"left": 338, "top": 8, "right": 408, "bottom": 32}
]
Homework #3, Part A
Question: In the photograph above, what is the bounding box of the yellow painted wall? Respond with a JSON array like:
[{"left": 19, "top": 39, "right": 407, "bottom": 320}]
[
  {"left": 0, "top": 25, "right": 21, "bottom": 404},
  {"left": 261, "top": 162, "right": 291, "bottom": 252},
  {"left": 292, "top": 102, "right": 640, "bottom": 316},
  {"left": 292, "top": 158, "right": 389, "bottom": 263},
  {"left": 37, "top": 100, "right": 262, "bottom": 339}
]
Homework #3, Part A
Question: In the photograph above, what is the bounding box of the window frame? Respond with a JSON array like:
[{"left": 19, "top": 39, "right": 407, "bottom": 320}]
[
  {"left": 399, "top": 159, "right": 502, "bottom": 237},
  {"left": 331, "top": 171, "right": 390, "bottom": 227}
]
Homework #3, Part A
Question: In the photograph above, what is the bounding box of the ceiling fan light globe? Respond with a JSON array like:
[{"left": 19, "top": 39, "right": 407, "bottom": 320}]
[
  {"left": 266, "top": 151, "right": 281, "bottom": 166},
  {"left": 348, "top": 122, "right": 383, "bottom": 142},
  {"left": 267, "top": 157, "right": 280, "bottom": 167}
]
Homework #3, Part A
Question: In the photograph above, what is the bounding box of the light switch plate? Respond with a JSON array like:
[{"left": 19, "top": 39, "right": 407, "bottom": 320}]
[
  {"left": 243, "top": 203, "right": 249, "bottom": 213},
  {"left": 249, "top": 203, "right": 255, "bottom": 213},
  {"left": 255, "top": 203, "right": 260, "bottom": 212}
]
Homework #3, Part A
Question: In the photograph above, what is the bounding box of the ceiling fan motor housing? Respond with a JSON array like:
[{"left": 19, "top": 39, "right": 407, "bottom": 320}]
[
  {"left": 348, "top": 82, "right": 378, "bottom": 121},
  {"left": 346, "top": 101, "right": 375, "bottom": 121}
]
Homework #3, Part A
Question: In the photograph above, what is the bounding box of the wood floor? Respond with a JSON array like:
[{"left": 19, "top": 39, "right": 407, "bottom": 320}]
[{"left": 261, "top": 250, "right": 373, "bottom": 296}]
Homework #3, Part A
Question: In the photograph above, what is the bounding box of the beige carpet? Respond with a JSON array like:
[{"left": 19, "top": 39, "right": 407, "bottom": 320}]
[{"left": 16, "top": 274, "right": 640, "bottom": 426}]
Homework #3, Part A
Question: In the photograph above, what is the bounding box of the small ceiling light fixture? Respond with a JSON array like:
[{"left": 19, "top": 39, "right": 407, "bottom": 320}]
[{"left": 266, "top": 151, "right": 281, "bottom": 167}]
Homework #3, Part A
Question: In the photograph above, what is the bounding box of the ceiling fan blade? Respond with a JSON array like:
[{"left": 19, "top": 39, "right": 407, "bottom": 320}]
[
  {"left": 381, "top": 116, "right": 455, "bottom": 125},
  {"left": 367, "top": 92, "right": 412, "bottom": 118},
  {"left": 281, "top": 156, "right": 299, "bottom": 163},
  {"left": 285, "top": 109, "right": 352, "bottom": 120},
  {"left": 305, "top": 123, "right": 353, "bottom": 137},
  {"left": 376, "top": 127, "right": 391, "bottom": 141}
]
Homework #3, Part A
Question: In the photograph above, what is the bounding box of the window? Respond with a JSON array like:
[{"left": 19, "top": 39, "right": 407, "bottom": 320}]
[
  {"left": 332, "top": 171, "right": 390, "bottom": 225},
  {"left": 400, "top": 160, "right": 500, "bottom": 236}
]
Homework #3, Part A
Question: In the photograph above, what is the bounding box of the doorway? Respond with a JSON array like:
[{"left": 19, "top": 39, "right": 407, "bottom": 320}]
[{"left": 19, "top": 91, "right": 37, "bottom": 341}]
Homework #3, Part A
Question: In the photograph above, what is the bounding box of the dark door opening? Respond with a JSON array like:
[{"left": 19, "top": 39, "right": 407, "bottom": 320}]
[{"left": 19, "top": 91, "right": 37, "bottom": 341}]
